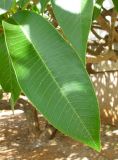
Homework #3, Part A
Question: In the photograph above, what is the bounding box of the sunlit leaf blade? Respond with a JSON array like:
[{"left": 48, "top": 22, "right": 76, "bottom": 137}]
[
  {"left": 3, "top": 11, "right": 100, "bottom": 151},
  {"left": 93, "top": 0, "right": 103, "bottom": 20},
  {"left": 51, "top": 0, "right": 94, "bottom": 65},
  {"left": 112, "top": 0, "right": 118, "bottom": 11},
  {"left": 0, "top": 0, "right": 15, "bottom": 15},
  {"left": 0, "top": 33, "right": 21, "bottom": 105}
]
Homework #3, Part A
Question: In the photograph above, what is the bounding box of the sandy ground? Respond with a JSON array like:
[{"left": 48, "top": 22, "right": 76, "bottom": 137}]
[{"left": 0, "top": 97, "right": 118, "bottom": 160}]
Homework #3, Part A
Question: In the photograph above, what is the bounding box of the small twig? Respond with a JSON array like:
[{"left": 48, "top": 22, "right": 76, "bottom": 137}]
[
  {"left": 86, "top": 50, "right": 118, "bottom": 64},
  {"left": 47, "top": 4, "right": 58, "bottom": 27},
  {"left": 108, "top": 9, "right": 117, "bottom": 50},
  {"left": 91, "top": 28, "right": 103, "bottom": 40}
]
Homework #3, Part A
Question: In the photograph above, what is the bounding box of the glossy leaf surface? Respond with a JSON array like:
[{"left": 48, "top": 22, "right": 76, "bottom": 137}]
[{"left": 3, "top": 11, "right": 100, "bottom": 151}]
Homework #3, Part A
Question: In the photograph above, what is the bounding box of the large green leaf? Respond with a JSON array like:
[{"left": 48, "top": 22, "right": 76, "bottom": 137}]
[
  {"left": 51, "top": 0, "right": 94, "bottom": 65},
  {"left": 3, "top": 11, "right": 100, "bottom": 151},
  {"left": 112, "top": 0, "right": 118, "bottom": 11},
  {"left": 0, "top": 0, "right": 16, "bottom": 15},
  {"left": 0, "top": 33, "right": 21, "bottom": 105}
]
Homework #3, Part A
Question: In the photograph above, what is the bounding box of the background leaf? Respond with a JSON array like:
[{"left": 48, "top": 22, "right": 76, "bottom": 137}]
[
  {"left": 0, "top": 0, "right": 16, "bottom": 15},
  {"left": 3, "top": 11, "right": 100, "bottom": 151},
  {"left": 40, "top": 0, "right": 50, "bottom": 12},
  {"left": 93, "top": 0, "right": 104, "bottom": 20},
  {"left": 112, "top": 0, "right": 118, "bottom": 11},
  {"left": 0, "top": 33, "right": 21, "bottom": 106},
  {"left": 51, "top": 0, "right": 94, "bottom": 65},
  {"left": 17, "top": 0, "right": 29, "bottom": 8}
]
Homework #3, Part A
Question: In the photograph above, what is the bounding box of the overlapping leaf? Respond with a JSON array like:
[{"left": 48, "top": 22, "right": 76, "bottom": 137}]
[
  {"left": 0, "top": 33, "right": 20, "bottom": 105},
  {"left": 51, "top": 0, "right": 94, "bottom": 65},
  {"left": 93, "top": 0, "right": 104, "bottom": 20},
  {"left": 0, "top": 0, "right": 16, "bottom": 15},
  {"left": 3, "top": 11, "right": 100, "bottom": 151},
  {"left": 40, "top": 0, "right": 50, "bottom": 12},
  {"left": 112, "top": 0, "right": 118, "bottom": 11},
  {"left": 17, "top": 0, "right": 29, "bottom": 8}
]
